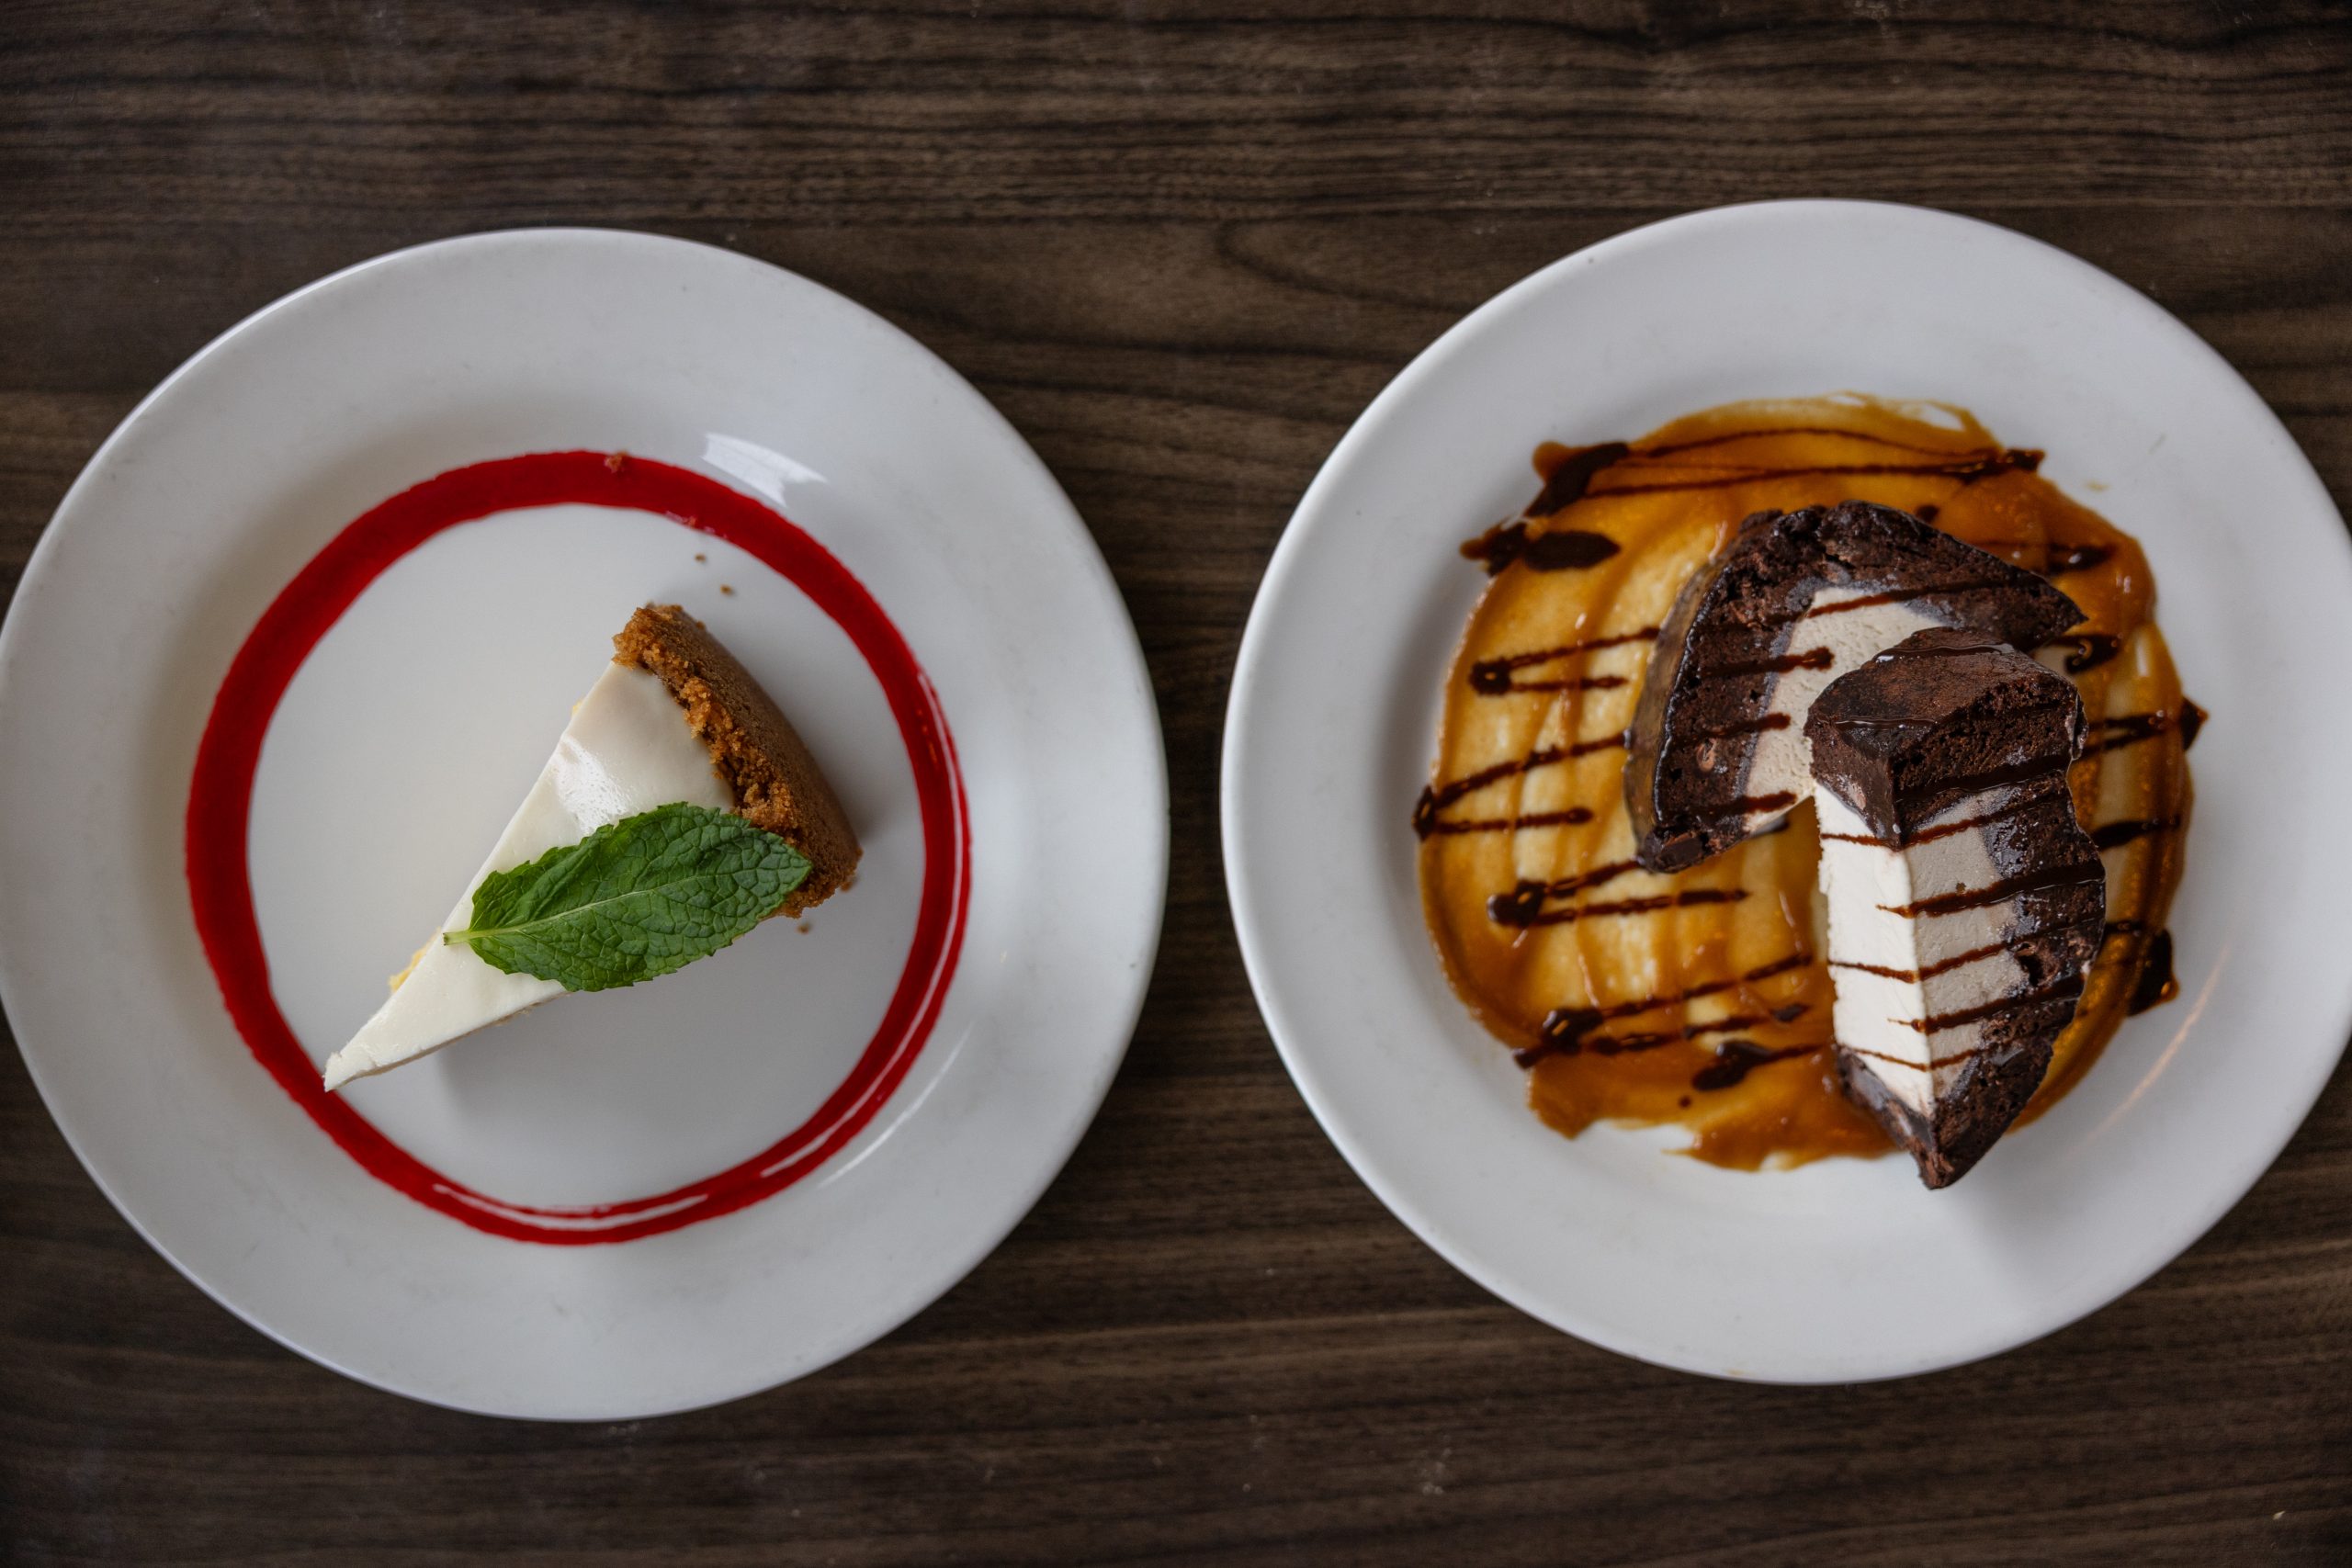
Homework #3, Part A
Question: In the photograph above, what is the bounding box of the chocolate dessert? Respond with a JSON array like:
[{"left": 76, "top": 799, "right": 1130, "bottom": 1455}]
[
  {"left": 1806, "top": 627, "right": 2106, "bottom": 1188},
  {"left": 1419, "top": 400, "right": 2193, "bottom": 1171},
  {"left": 1625, "top": 502, "right": 2084, "bottom": 873}
]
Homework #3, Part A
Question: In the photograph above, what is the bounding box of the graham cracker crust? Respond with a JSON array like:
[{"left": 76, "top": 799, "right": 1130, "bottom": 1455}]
[{"left": 615, "top": 604, "right": 862, "bottom": 916}]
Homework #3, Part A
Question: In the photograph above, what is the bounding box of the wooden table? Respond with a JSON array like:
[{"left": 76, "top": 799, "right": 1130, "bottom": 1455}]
[{"left": 6, "top": 5, "right": 2349, "bottom": 1562}]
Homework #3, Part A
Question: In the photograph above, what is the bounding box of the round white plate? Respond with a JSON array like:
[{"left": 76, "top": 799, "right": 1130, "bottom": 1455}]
[
  {"left": 1223, "top": 199, "right": 2352, "bottom": 1382},
  {"left": 0, "top": 230, "right": 1167, "bottom": 1417}
]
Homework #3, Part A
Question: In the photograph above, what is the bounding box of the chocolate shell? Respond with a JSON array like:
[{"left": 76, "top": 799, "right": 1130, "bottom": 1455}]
[
  {"left": 1626, "top": 502, "right": 2083, "bottom": 873},
  {"left": 1808, "top": 627, "right": 2105, "bottom": 1188}
]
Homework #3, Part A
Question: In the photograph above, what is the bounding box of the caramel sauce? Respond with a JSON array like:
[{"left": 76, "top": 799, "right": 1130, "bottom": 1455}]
[{"left": 1418, "top": 398, "right": 2193, "bottom": 1169}]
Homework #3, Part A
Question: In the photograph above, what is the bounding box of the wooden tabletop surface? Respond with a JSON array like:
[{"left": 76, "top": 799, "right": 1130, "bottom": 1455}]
[{"left": 6, "top": 4, "right": 2350, "bottom": 1563}]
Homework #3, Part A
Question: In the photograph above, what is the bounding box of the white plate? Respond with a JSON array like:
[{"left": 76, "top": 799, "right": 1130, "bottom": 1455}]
[
  {"left": 0, "top": 230, "right": 1167, "bottom": 1417},
  {"left": 1223, "top": 200, "right": 2352, "bottom": 1382}
]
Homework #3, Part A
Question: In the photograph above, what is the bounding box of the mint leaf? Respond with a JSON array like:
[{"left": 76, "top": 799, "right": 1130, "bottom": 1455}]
[{"left": 444, "top": 803, "right": 809, "bottom": 992}]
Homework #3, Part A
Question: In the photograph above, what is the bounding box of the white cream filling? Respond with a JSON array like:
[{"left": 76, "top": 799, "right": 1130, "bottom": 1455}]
[
  {"left": 322, "top": 663, "right": 731, "bottom": 1091},
  {"left": 1735, "top": 587, "right": 1944, "bottom": 837},
  {"left": 1815, "top": 786, "right": 2030, "bottom": 1116}
]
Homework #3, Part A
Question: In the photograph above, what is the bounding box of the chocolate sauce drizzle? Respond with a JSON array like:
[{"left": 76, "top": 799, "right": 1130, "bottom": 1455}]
[
  {"left": 1699, "top": 646, "right": 1835, "bottom": 681},
  {"left": 1528, "top": 441, "right": 1634, "bottom": 515},
  {"left": 1690, "top": 1040, "right": 1821, "bottom": 1093},
  {"left": 1844, "top": 1040, "right": 2000, "bottom": 1072},
  {"left": 1518, "top": 1012, "right": 1777, "bottom": 1068},
  {"left": 1457, "top": 442, "right": 1634, "bottom": 576},
  {"left": 1514, "top": 430, "right": 2031, "bottom": 510},
  {"left": 1828, "top": 937, "right": 2012, "bottom": 984},
  {"left": 2127, "top": 929, "right": 2179, "bottom": 1014},
  {"left": 1506, "top": 887, "right": 1749, "bottom": 930},
  {"left": 1417, "top": 807, "right": 1595, "bottom": 839},
  {"left": 1721, "top": 790, "right": 1799, "bottom": 815},
  {"left": 1519, "top": 953, "right": 1812, "bottom": 1067},
  {"left": 1482, "top": 671, "right": 1631, "bottom": 695},
  {"left": 2061, "top": 633, "right": 2122, "bottom": 674},
  {"left": 1898, "top": 973, "right": 2086, "bottom": 1033},
  {"left": 2044, "top": 542, "right": 2115, "bottom": 574},
  {"left": 1640, "top": 426, "right": 1969, "bottom": 461},
  {"left": 1461, "top": 524, "right": 1622, "bottom": 576},
  {"left": 2084, "top": 707, "right": 2195, "bottom": 757},
  {"left": 1789, "top": 580, "right": 2029, "bottom": 624},
  {"left": 2090, "top": 816, "right": 2179, "bottom": 852},
  {"left": 1685, "top": 712, "right": 1792, "bottom": 739},
  {"left": 2084, "top": 920, "right": 2186, "bottom": 1012},
  {"left": 1881, "top": 857, "right": 2104, "bottom": 919},
  {"left": 1583, "top": 448, "right": 2040, "bottom": 499},
  {"left": 1818, "top": 786, "right": 2047, "bottom": 849},
  {"left": 1414, "top": 731, "right": 1630, "bottom": 832},
  {"left": 1457, "top": 433, "right": 2039, "bottom": 580},
  {"left": 1467, "top": 627, "right": 1659, "bottom": 695},
  {"left": 1487, "top": 860, "right": 1641, "bottom": 924}
]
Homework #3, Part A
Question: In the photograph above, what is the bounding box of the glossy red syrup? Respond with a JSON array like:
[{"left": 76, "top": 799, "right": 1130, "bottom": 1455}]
[{"left": 187, "top": 452, "right": 970, "bottom": 1244}]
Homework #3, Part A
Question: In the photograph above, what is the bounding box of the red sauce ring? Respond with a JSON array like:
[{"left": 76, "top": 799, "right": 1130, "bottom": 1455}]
[{"left": 187, "top": 453, "right": 970, "bottom": 1244}]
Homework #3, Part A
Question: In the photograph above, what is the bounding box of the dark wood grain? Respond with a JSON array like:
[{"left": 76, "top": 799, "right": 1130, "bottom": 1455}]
[{"left": 4, "top": 3, "right": 2350, "bottom": 1563}]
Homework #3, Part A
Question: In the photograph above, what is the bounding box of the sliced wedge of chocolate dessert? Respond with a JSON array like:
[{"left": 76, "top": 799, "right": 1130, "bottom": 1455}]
[
  {"left": 1806, "top": 627, "right": 2104, "bottom": 1188},
  {"left": 1626, "top": 502, "right": 2083, "bottom": 872},
  {"left": 322, "top": 604, "right": 859, "bottom": 1091}
]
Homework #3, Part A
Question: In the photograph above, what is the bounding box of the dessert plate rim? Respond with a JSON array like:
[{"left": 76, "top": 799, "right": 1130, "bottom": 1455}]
[
  {"left": 0, "top": 227, "right": 1170, "bottom": 1417},
  {"left": 1222, "top": 197, "right": 2352, "bottom": 1382}
]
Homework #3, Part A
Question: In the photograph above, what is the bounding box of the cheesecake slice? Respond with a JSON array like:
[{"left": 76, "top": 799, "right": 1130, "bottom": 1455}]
[
  {"left": 1626, "top": 502, "right": 2083, "bottom": 872},
  {"left": 322, "top": 604, "right": 859, "bottom": 1091},
  {"left": 1807, "top": 627, "right": 2104, "bottom": 1187}
]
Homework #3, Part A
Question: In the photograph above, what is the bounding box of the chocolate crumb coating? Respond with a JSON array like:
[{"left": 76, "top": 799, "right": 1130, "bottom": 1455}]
[
  {"left": 1836, "top": 1044, "right": 2058, "bottom": 1191},
  {"left": 1808, "top": 627, "right": 2104, "bottom": 1188},
  {"left": 1626, "top": 502, "right": 2083, "bottom": 873},
  {"left": 615, "top": 604, "right": 862, "bottom": 916}
]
